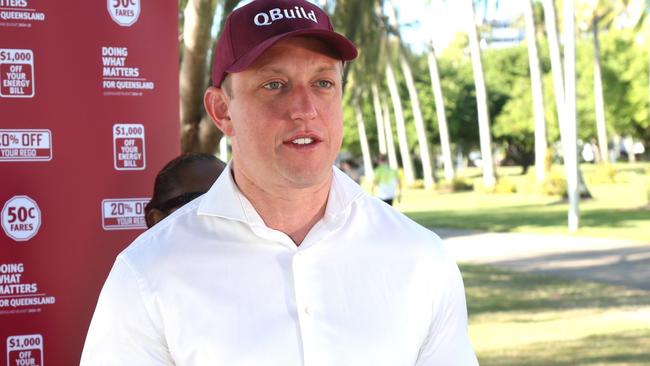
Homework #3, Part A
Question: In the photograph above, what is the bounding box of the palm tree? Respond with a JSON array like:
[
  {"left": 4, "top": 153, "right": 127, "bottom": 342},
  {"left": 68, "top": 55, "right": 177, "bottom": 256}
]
[
  {"left": 591, "top": 9, "right": 610, "bottom": 163},
  {"left": 332, "top": 0, "right": 383, "bottom": 89},
  {"left": 382, "top": 92, "right": 400, "bottom": 170},
  {"left": 332, "top": 0, "right": 387, "bottom": 182},
  {"left": 354, "top": 98, "right": 375, "bottom": 182},
  {"left": 179, "top": 0, "right": 219, "bottom": 153},
  {"left": 577, "top": 0, "right": 624, "bottom": 163},
  {"left": 427, "top": 41, "right": 455, "bottom": 182},
  {"left": 464, "top": 0, "right": 496, "bottom": 189},
  {"left": 563, "top": 0, "right": 580, "bottom": 231},
  {"left": 371, "top": 83, "right": 388, "bottom": 156},
  {"left": 385, "top": 0, "right": 435, "bottom": 188},
  {"left": 386, "top": 63, "right": 416, "bottom": 185},
  {"left": 523, "top": 0, "right": 548, "bottom": 183},
  {"left": 542, "top": 0, "right": 567, "bottom": 136}
]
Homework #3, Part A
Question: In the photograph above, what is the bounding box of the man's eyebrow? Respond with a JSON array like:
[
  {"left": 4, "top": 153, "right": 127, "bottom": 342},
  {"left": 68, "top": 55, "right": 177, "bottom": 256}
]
[{"left": 315, "top": 65, "right": 340, "bottom": 73}]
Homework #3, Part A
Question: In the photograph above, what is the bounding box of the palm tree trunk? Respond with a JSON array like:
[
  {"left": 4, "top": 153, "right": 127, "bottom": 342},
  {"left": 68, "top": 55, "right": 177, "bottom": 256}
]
[
  {"left": 523, "top": 0, "right": 548, "bottom": 183},
  {"left": 179, "top": 0, "right": 219, "bottom": 153},
  {"left": 400, "top": 54, "right": 435, "bottom": 188},
  {"left": 427, "top": 42, "right": 454, "bottom": 182},
  {"left": 382, "top": 93, "right": 400, "bottom": 170},
  {"left": 542, "top": 0, "right": 566, "bottom": 130},
  {"left": 465, "top": 0, "right": 496, "bottom": 189},
  {"left": 355, "top": 102, "right": 374, "bottom": 182},
  {"left": 386, "top": 63, "right": 415, "bottom": 184},
  {"left": 592, "top": 18, "right": 610, "bottom": 163},
  {"left": 563, "top": 0, "right": 580, "bottom": 231},
  {"left": 371, "top": 83, "right": 387, "bottom": 156}
]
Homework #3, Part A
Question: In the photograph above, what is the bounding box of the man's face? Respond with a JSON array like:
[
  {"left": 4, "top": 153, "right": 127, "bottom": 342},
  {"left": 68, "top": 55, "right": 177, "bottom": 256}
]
[{"left": 215, "top": 37, "right": 344, "bottom": 191}]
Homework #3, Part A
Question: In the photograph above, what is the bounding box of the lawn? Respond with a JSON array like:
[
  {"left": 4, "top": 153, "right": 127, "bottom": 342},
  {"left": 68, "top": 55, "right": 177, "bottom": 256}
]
[
  {"left": 463, "top": 264, "right": 650, "bottom": 366},
  {"left": 396, "top": 163, "right": 650, "bottom": 242},
  {"left": 389, "top": 163, "right": 650, "bottom": 364}
]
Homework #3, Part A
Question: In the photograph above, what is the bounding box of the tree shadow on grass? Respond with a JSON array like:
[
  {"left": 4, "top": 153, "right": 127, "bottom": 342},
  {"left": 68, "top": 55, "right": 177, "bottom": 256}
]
[
  {"left": 461, "top": 264, "right": 650, "bottom": 316},
  {"left": 488, "top": 246, "right": 650, "bottom": 291}
]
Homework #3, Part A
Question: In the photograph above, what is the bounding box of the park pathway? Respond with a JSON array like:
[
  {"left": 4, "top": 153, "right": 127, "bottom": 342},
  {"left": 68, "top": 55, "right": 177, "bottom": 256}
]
[{"left": 435, "top": 228, "right": 650, "bottom": 291}]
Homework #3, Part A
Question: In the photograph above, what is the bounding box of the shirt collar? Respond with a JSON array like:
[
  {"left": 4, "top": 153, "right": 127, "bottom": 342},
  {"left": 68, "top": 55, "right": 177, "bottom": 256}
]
[{"left": 197, "top": 163, "right": 365, "bottom": 227}]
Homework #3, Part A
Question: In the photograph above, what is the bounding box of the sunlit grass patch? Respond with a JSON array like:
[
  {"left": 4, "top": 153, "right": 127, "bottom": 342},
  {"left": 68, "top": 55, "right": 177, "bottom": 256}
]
[
  {"left": 461, "top": 264, "right": 650, "bottom": 366},
  {"left": 396, "top": 163, "right": 650, "bottom": 242}
]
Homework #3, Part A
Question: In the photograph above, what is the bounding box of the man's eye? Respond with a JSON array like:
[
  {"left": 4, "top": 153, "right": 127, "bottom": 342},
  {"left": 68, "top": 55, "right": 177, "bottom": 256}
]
[
  {"left": 263, "top": 81, "right": 283, "bottom": 90},
  {"left": 317, "top": 80, "right": 333, "bottom": 88}
]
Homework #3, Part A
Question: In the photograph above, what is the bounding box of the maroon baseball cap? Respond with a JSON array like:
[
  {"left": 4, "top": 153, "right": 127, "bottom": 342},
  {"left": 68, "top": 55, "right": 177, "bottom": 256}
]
[{"left": 211, "top": 0, "right": 358, "bottom": 86}]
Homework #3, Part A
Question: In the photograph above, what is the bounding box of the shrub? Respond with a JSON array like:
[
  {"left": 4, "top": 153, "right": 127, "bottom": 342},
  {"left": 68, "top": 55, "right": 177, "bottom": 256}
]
[
  {"left": 474, "top": 177, "right": 518, "bottom": 194},
  {"left": 493, "top": 177, "right": 517, "bottom": 194},
  {"left": 407, "top": 179, "right": 425, "bottom": 189},
  {"left": 450, "top": 177, "right": 473, "bottom": 192},
  {"left": 540, "top": 169, "right": 567, "bottom": 197}
]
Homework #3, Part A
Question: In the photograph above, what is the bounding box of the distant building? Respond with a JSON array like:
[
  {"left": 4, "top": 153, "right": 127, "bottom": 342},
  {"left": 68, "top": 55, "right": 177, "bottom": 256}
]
[{"left": 480, "top": 19, "right": 524, "bottom": 49}]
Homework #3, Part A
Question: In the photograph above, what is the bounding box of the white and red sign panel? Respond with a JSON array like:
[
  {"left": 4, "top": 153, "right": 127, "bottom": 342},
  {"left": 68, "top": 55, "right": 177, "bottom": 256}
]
[
  {"left": 0, "top": 129, "right": 52, "bottom": 162},
  {"left": 1, "top": 195, "right": 41, "bottom": 242},
  {"left": 6, "top": 334, "right": 44, "bottom": 366},
  {"left": 101, "top": 198, "right": 148, "bottom": 230},
  {"left": 107, "top": 0, "right": 141, "bottom": 27},
  {"left": 0, "top": 1, "right": 179, "bottom": 365},
  {"left": 113, "top": 123, "right": 146, "bottom": 170},
  {"left": 0, "top": 48, "right": 35, "bottom": 98}
]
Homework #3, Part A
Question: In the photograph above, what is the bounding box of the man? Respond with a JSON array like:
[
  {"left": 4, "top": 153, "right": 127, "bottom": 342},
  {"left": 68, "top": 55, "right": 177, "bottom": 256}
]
[
  {"left": 81, "top": 0, "right": 478, "bottom": 365},
  {"left": 144, "top": 153, "right": 226, "bottom": 228},
  {"left": 372, "top": 154, "right": 401, "bottom": 206}
]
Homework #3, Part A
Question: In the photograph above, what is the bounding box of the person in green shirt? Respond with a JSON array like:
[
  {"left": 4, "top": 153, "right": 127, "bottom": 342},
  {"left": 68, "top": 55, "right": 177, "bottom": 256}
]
[{"left": 372, "top": 154, "right": 400, "bottom": 206}]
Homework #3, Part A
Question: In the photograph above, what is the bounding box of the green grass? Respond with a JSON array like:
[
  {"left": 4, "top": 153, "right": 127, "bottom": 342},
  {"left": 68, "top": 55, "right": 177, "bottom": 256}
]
[
  {"left": 396, "top": 163, "right": 650, "bottom": 242},
  {"left": 462, "top": 264, "right": 650, "bottom": 366},
  {"left": 384, "top": 163, "right": 650, "bottom": 364}
]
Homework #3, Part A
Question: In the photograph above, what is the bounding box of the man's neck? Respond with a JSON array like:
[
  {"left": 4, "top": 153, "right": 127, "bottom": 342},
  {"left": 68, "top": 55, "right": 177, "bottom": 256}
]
[{"left": 232, "top": 169, "right": 332, "bottom": 246}]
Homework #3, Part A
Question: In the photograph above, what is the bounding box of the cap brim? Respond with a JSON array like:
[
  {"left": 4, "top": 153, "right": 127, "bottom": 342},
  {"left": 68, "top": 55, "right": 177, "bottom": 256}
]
[{"left": 225, "top": 29, "right": 358, "bottom": 74}]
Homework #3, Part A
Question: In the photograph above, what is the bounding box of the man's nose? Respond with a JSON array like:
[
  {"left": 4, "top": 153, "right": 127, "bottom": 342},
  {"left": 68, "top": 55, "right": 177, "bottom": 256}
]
[{"left": 289, "top": 85, "right": 317, "bottom": 121}]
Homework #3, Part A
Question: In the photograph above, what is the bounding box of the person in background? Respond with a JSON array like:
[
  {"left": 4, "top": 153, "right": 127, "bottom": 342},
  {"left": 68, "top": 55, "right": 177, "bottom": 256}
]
[
  {"left": 339, "top": 159, "right": 361, "bottom": 184},
  {"left": 372, "top": 154, "right": 401, "bottom": 206},
  {"left": 144, "top": 153, "right": 226, "bottom": 228}
]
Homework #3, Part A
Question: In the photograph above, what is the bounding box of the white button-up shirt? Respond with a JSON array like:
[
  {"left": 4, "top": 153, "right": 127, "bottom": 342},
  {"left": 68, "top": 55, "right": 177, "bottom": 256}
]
[{"left": 81, "top": 166, "right": 478, "bottom": 365}]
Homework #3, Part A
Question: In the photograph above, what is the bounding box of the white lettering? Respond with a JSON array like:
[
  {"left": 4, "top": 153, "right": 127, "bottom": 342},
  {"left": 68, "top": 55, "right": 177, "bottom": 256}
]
[
  {"left": 253, "top": 6, "right": 318, "bottom": 26},
  {"left": 0, "top": 0, "right": 28, "bottom": 8},
  {"left": 0, "top": 263, "right": 24, "bottom": 274},
  {"left": 101, "top": 47, "right": 128, "bottom": 57},
  {"left": 254, "top": 12, "right": 271, "bottom": 26},
  {"left": 306, "top": 9, "right": 316, "bottom": 22},
  {"left": 269, "top": 8, "right": 282, "bottom": 21}
]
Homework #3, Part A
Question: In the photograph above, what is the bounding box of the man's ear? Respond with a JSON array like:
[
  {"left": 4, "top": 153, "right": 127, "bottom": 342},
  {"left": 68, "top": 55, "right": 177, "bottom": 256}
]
[{"left": 204, "top": 86, "right": 234, "bottom": 136}]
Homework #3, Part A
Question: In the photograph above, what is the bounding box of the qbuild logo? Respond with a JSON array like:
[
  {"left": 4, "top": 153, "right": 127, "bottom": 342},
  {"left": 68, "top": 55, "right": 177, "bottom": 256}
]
[
  {"left": 107, "top": 0, "right": 140, "bottom": 27},
  {"left": 253, "top": 6, "right": 318, "bottom": 26}
]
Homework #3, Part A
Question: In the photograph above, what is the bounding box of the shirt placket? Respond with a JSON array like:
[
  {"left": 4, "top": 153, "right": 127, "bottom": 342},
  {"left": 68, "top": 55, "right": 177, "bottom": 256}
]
[{"left": 292, "top": 250, "right": 317, "bottom": 366}]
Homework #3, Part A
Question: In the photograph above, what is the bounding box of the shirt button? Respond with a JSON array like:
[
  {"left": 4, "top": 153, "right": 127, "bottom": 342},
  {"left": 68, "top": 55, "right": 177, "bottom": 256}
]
[{"left": 304, "top": 306, "right": 311, "bottom": 315}]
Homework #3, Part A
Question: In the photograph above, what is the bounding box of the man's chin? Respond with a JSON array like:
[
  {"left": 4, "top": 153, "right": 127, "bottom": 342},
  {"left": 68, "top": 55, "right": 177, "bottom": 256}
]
[{"left": 281, "top": 166, "right": 332, "bottom": 189}]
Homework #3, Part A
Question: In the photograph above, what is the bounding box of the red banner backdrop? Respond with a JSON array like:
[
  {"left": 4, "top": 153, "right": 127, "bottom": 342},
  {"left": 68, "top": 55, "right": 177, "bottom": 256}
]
[{"left": 0, "top": 1, "right": 179, "bottom": 364}]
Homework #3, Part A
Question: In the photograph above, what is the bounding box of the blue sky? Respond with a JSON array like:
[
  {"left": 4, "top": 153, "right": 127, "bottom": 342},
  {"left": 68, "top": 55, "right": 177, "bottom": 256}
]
[{"left": 396, "top": 0, "right": 523, "bottom": 53}]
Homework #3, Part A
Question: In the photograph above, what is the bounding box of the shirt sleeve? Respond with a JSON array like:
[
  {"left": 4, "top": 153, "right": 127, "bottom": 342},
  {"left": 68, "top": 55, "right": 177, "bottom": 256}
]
[
  {"left": 415, "top": 260, "right": 479, "bottom": 366},
  {"left": 80, "top": 256, "right": 174, "bottom": 365}
]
